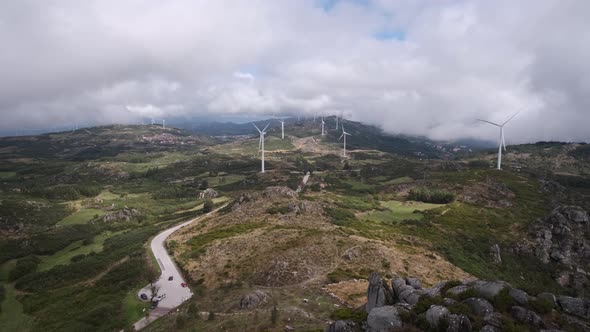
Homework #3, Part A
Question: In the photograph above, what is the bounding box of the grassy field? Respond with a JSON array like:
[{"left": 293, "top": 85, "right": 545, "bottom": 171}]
[
  {"left": 123, "top": 286, "right": 149, "bottom": 325},
  {"left": 381, "top": 176, "right": 414, "bottom": 185},
  {"left": 37, "top": 231, "right": 116, "bottom": 271},
  {"left": 56, "top": 208, "right": 104, "bottom": 226},
  {"left": 0, "top": 284, "right": 33, "bottom": 332},
  {"left": 0, "top": 171, "right": 16, "bottom": 179},
  {"left": 363, "top": 200, "right": 445, "bottom": 224}
]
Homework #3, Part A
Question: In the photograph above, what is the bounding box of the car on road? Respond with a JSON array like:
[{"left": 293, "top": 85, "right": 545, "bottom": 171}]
[
  {"left": 181, "top": 282, "right": 187, "bottom": 288},
  {"left": 168, "top": 276, "right": 173, "bottom": 281},
  {"left": 140, "top": 293, "right": 148, "bottom": 300}
]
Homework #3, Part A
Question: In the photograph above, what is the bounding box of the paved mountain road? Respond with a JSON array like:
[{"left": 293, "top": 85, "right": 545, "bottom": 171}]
[{"left": 133, "top": 205, "right": 227, "bottom": 330}]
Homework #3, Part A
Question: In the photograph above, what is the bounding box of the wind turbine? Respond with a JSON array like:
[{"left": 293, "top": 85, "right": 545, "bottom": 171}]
[
  {"left": 321, "top": 117, "right": 325, "bottom": 136},
  {"left": 335, "top": 116, "right": 338, "bottom": 130},
  {"left": 162, "top": 119, "right": 166, "bottom": 129},
  {"left": 477, "top": 112, "right": 519, "bottom": 170},
  {"left": 253, "top": 122, "right": 270, "bottom": 173},
  {"left": 339, "top": 124, "right": 351, "bottom": 158},
  {"left": 278, "top": 119, "right": 285, "bottom": 139}
]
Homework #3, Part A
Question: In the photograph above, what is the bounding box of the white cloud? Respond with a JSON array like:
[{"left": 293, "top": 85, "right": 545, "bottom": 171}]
[{"left": 0, "top": 0, "right": 589, "bottom": 142}]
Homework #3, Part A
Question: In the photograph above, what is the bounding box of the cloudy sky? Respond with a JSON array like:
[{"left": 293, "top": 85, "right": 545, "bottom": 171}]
[{"left": 1, "top": 0, "right": 589, "bottom": 142}]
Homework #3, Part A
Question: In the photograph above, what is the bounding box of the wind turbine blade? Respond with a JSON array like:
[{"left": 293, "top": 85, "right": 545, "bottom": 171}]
[
  {"left": 477, "top": 119, "right": 501, "bottom": 127},
  {"left": 338, "top": 133, "right": 344, "bottom": 140},
  {"left": 502, "top": 111, "right": 520, "bottom": 126},
  {"left": 252, "top": 122, "right": 261, "bottom": 133},
  {"left": 502, "top": 131, "right": 507, "bottom": 151},
  {"left": 262, "top": 123, "right": 270, "bottom": 132},
  {"left": 258, "top": 135, "right": 262, "bottom": 152}
]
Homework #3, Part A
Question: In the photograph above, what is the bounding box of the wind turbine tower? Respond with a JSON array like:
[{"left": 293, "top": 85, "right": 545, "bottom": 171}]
[
  {"left": 321, "top": 117, "right": 325, "bottom": 136},
  {"left": 278, "top": 119, "right": 285, "bottom": 139},
  {"left": 335, "top": 116, "right": 338, "bottom": 130},
  {"left": 162, "top": 119, "right": 166, "bottom": 129},
  {"left": 339, "top": 124, "right": 352, "bottom": 158},
  {"left": 477, "top": 112, "right": 519, "bottom": 170},
  {"left": 253, "top": 122, "right": 270, "bottom": 173}
]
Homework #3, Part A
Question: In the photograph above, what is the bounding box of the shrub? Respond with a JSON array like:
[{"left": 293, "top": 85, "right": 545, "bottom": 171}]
[
  {"left": 207, "top": 311, "right": 215, "bottom": 320},
  {"left": 408, "top": 188, "right": 455, "bottom": 204},
  {"left": 493, "top": 288, "right": 516, "bottom": 312},
  {"left": 8, "top": 256, "right": 40, "bottom": 281},
  {"left": 0, "top": 284, "right": 4, "bottom": 313},
  {"left": 202, "top": 199, "right": 214, "bottom": 213},
  {"left": 330, "top": 308, "right": 368, "bottom": 323},
  {"left": 529, "top": 297, "right": 553, "bottom": 314},
  {"left": 325, "top": 207, "right": 357, "bottom": 225},
  {"left": 413, "top": 296, "right": 443, "bottom": 314},
  {"left": 266, "top": 204, "right": 290, "bottom": 215},
  {"left": 270, "top": 306, "right": 279, "bottom": 325}
]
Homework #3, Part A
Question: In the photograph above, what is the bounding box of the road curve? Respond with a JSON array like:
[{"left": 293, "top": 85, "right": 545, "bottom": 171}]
[{"left": 133, "top": 205, "right": 227, "bottom": 330}]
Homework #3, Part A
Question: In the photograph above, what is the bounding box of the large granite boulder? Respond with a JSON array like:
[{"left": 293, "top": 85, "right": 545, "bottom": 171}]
[
  {"left": 425, "top": 305, "right": 449, "bottom": 328},
  {"left": 557, "top": 296, "right": 590, "bottom": 319},
  {"left": 462, "top": 298, "right": 494, "bottom": 316},
  {"left": 508, "top": 288, "right": 529, "bottom": 306},
  {"left": 366, "top": 272, "right": 386, "bottom": 313},
  {"left": 473, "top": 281, "right": 507, "bottom": 300},
  {"left": 239, "top": 290, "right": 270, "bottom": 309},
  {"left": 325, "top": 320, "right": 359, "bottom": 332},
  {"left": 367, "top": 306, "right": 402, "bottom": 332},
  {"left": 447, "top": 313, "right": 472, "bottom": 332},
  {"left": 511, "top": 306, "right": 544, "bottom": 327}
]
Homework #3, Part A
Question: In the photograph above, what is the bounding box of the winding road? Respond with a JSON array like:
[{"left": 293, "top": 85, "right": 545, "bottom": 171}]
[{"left": 133, "top": 205, "right": 227, "bottom": 330}]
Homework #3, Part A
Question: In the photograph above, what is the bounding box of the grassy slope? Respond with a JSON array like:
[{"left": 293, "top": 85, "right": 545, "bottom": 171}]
[{"left": 56, "top": 208, "right": 104, "bottom": 226}]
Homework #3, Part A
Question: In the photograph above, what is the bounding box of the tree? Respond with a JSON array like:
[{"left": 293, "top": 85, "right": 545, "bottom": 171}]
[
  {"left": 199, "top": 179, "right": 209, "bottom": 190},
  {"left": 202, "top": 199, "right": 214, "bottom": 213},
  {"left": 271, "top": 306, "right": 279, "bottom": 325},
  {"left": 143, "top": 264, "right": 160, "bottom": 302},
  {"left": 207, "top": 311, "right": 215, "bottom": 321}
]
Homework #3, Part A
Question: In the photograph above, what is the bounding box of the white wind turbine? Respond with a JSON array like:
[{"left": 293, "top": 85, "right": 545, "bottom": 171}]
[
  {"left": 339, "top": 123, "right": 351, "bottom": 158},
  {"left": 253, "top": 122, "right": 270, "bottom": 173},
  {"left": 162, "top": 119, "right": 166, "bottom": 129},
  {"left": 335, "top": 116, "right": 338, "bottom": 130},
  {"left": 278, "top": 119, "right": 285, "bottom": 139},
  {"left": 321, "top": 116, "right": 325, "bottom": 136},
  {"left": 477, "top": 112, "right": 519, "bottom": 170}
]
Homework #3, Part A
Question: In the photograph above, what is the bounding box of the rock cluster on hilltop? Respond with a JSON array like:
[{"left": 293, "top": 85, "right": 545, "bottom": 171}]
[
  {"left": 512, "top": 205, "right": 589, "bottom": 291},
  {"left": 326, "top": 273, "right": 590, "bottom": 332},
  {"left": 198, "top": 188, "right": 218, "bottom": 199},
  {"left": 91, "top": 206, "right": 140, "bottom": 223}
]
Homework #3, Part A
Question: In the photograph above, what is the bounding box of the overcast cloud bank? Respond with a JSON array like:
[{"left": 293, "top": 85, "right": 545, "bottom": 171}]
[{"left": 1, "top": 0, "right": 589, "bottom": 142}]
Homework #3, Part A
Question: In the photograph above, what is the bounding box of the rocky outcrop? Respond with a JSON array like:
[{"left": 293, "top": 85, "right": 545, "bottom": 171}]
[
  {"left": 325, "top": 320, "right": 359, "bottom": 332},
  {"left": 490, "top": 244, "right": 502, "bottom": 264},
  {"left": 263, "top": 186, "right": 297, "bottom": 198},
  {"left": 511, "top": 306, "right": 544, "bottom": 327},
  {"left": 524, "top": 206, "right": 590, "bottom": 291},
  {"left": 392, "top": 277, "right": 422, "bottom": 306},
  {"left": 557, "top": 295, "right": 590, "bottom": 319},
  {"left": 366, "top": 272, "right": 386, "bottom": 313},
  {"left": 463, "top": 297, "right": 494, "bottom": 316},
  {"left": 425, "top": 305, "right": 449, "bottom": 327},
  {"left": 92, "top": 207, "right": 139, "bottom": 223},
  {"left": 198, "top": 188, "right": 218, "bottom": 199},
  {"left": 239, "top": 290, "right": 270, "bottom": 309},
  {"left": 367, "top": 306, "right": 402, "bottom": 332},
  {"left": 230, "top": 192, "right": 259, "bottom": 211},
  {"left": 447, "top": 313, "right": 472, "bottom": 332}
]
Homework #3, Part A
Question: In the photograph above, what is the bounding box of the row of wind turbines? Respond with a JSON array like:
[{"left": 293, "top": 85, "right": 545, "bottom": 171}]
[
  {"left": 253, "top": 111, "right": 519, "bottom": 173},
  {"left": 252, "top": 115, "right": 351, "bottom": 173}
]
